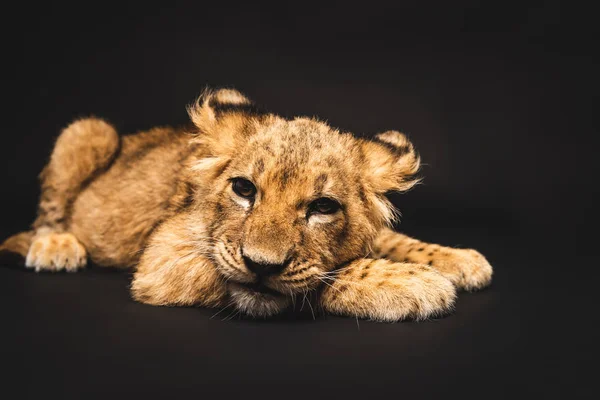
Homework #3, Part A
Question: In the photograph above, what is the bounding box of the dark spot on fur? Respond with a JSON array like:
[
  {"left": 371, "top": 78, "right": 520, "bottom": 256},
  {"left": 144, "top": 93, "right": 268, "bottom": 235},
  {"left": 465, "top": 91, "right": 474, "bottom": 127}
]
[
  {"left": 417, "top": 247, "right": 424, "bottom": 252},
  {"left": 411, "top": 298, "right": 422, "bottom": 314},
  {"left": 335, "top": 218, "right": 350, "bottom": 247},
  {"left": 360, "top": 271, "right": 368, "bottom": 279},
  {"left": 319, "top": 253, "right": 328, "bottom": 265},
  {"left": 214, "top": 159, "right": 232, "bottom": 178},
  {"left": 314, "top": 173, "right": 328, "bottom": 192},
  {"left": 408, "top": 270, "right": 415, "bottom": 275},
  {"left": 441, "top": 296, "right": 448, "bottom": 308},
  {"left": 338, "top": 285, "right": 348, "bottom": 292},
  {"left": 178, "top": 181, "right": 195, "bottom": 210},
  {"left": 327, "top": 292, "right": 338, "bottom": 302},
  {"left": 428, "top": 260, "right": 434, "bottom": 266},
  {"left": 357, "top": 187, "right": 367, "bottom": 204},
  {"left": 254, "top": 158, "right": 265, "bottom": 174},
  {"left": 279, "top": 167, "right": 295, "bottom": 186},
  {"left": 298, "top": 230, "right": 305, "bottom": 247},
  {"left": 428, "top": 252, "right": 434, "bottom": 256}
]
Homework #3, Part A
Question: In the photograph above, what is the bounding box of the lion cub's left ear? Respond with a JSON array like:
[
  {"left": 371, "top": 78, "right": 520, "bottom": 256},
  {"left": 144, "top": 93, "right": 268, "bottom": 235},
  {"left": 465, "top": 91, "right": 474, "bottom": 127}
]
[{"left": 360, "top": 130, "right": 421, "bottom": 194}]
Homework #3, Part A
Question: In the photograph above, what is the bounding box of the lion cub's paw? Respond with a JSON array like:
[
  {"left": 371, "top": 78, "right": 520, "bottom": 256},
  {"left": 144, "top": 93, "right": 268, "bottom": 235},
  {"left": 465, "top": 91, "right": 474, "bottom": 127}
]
[
  {"left": 323, "top": 261, "right": 457, "bottom": 322},
  {"left": 431, "top": 248, "right": 493, "bottom": 291},
  {"left": 25, "top": 232, "right": 87, "bottom": 272}
]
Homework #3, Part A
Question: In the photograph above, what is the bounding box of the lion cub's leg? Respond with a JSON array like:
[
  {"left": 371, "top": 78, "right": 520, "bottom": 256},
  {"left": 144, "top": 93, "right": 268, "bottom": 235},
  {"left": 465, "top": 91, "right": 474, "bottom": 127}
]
[
  {"left": 373, "top": 228, "right": 493, "bottom": 291},
  {"left": 25, "top": 118, "right": 120, "bottom": 272},
  {"left": 131, "top": 214, "right": 228, "bottom": 307},
  {"left": 320, "top": 258, "right": 456, "bottom": 322}
]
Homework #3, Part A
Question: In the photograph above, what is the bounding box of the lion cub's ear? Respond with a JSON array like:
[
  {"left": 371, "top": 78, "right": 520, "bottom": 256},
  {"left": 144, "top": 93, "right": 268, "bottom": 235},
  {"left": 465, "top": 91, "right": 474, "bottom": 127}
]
[
  {"left": 360, "top": 130, "right": 421, "bottom": 194},
  {"left": 187, "top": 88, "right": 262, "bottom": 158},
  {"left": 187, "top": 88, "right": 255, "bottom": 130}
]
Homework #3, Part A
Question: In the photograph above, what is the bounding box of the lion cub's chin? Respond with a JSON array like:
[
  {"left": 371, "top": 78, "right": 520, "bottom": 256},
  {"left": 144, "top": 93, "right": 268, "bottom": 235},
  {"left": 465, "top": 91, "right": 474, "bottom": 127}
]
[{"left": 228, "top": 282, "right": 291, "bottom": 317}]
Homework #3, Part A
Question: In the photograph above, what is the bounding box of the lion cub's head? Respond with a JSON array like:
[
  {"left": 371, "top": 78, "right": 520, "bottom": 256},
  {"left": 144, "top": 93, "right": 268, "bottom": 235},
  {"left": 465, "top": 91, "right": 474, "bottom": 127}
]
[{"left": 186, "top": 89, "right": 420, "bottom": 317}]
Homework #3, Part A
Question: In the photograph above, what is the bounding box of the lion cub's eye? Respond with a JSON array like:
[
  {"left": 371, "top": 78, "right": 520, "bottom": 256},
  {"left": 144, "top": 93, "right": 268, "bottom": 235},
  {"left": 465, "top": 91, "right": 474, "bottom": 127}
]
[
  {"left": 308, "top": 197, "right": 341, "bottom": 216},
  {"left": 232, "top": 178, "right": 257, "bottom": 199}
]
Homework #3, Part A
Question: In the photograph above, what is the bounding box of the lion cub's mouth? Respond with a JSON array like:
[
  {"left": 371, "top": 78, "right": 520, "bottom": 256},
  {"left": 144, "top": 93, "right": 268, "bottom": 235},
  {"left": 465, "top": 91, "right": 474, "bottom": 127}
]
[
  {"left": 231, "top": 281, "right": 284, "bottom": 297},
  {"left": 228, "top": 280, "right": 290, "bottom": 317}
]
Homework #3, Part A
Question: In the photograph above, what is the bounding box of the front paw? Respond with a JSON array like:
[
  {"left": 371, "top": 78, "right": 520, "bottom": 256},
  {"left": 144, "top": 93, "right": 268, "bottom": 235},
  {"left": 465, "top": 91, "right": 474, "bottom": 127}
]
[
  {"left": 321, "top": 260, "right": 457, "bottom": 322},
  {"left": 428, "top": 248, "right": 493, "bottom": 291}
]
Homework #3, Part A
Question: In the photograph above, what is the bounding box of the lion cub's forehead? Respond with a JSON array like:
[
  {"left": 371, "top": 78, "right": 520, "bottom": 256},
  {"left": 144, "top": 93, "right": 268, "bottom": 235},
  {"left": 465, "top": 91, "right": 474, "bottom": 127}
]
[
  {"left": 236, "top": 117, "right": 357, "bottom": 195},
  {"left": 251, "top": 117, "right": 352, "bottom": 160}
]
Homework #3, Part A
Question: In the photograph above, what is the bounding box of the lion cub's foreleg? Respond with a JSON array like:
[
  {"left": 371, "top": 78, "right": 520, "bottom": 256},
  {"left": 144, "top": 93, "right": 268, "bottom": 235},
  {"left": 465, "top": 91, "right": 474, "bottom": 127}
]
[
  {"left": 25, "top": 118, "right": 120, "bottom": 272},
  {"left": 320, "top": 258, "right": 457, "bottom": 321},
  {"left": 131, "top": 214, "right": 228, "bottom": 308},
  {"left": 373, "top": 228, "right": 493, "bottom": 291}
]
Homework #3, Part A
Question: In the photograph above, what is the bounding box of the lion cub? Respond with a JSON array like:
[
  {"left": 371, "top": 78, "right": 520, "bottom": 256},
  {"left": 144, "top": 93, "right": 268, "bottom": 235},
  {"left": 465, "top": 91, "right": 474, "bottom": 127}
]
[{"left": 0, "top": 89, "right": 492, "bottom": 321}]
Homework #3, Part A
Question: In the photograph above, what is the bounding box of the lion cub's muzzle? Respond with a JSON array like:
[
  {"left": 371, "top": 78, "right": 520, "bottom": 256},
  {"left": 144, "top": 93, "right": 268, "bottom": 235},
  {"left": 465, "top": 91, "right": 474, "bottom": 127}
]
[
  {"left": 242, "top": 254, "right": 291, "bottom": 278},
  {"left": 227, "top": 253, "right": 293, "bottom": 317}
]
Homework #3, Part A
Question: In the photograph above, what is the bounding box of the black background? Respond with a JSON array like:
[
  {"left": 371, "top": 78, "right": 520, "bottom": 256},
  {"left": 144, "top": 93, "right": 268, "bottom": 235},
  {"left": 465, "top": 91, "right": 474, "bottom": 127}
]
[{"left": 0, "top": 1, "right": 595, "bottom": 398}]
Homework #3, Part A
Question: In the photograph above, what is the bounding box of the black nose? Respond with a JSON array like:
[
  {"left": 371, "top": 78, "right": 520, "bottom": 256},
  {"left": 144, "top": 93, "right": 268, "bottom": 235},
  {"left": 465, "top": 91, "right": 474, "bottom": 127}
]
[{"left": 243, "top": 256, "right": 289, "bottom": 277}]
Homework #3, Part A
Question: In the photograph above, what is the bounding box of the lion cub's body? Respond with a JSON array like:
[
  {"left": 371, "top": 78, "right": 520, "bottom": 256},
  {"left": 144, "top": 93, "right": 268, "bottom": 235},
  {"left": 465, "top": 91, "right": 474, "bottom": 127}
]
[
  {"left": 70, "top": 126, "right": 191, "bottom": 267},
  {"left": 1, "top": 89, "right": 493, "bottom": 321}
]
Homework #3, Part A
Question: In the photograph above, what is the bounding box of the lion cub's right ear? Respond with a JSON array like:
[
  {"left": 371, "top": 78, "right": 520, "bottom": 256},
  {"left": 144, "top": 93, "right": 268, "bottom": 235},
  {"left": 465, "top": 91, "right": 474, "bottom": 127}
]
[
  {"left": 187, "top": 88, "right": 264, "bottom": 158},
  {"left": 187, "top": 88, "right": 255, "bottom": 131}
]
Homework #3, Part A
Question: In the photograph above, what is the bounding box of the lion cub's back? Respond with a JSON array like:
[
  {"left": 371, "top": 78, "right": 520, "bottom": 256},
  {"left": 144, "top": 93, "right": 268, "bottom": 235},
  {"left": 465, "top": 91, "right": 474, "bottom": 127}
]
[{"left": 70, "top": 126, "right": 191, "bottom": 267}]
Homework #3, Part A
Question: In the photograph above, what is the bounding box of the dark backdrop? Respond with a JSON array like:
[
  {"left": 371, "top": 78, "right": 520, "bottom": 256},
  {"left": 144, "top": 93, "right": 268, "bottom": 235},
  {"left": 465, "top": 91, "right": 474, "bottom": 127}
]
[{"left": 0, "top": 1, "right": 595, "bottom": 399}]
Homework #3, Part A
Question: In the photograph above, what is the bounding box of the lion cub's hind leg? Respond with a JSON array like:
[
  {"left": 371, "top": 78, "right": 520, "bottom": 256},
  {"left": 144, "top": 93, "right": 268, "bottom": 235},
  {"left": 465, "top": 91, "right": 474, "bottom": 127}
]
[
  {"left": 25, "top": 232, "right": 87, "bottom": 272},
  {"left": 23, "top": 118, "right": 120, "bottom": 272}
]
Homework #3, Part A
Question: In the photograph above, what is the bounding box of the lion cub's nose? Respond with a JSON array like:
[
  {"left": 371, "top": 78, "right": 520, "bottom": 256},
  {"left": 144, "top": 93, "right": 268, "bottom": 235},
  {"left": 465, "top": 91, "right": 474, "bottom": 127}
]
[{"left": 242, "top": 255, "right": 289, "bottom": 277}]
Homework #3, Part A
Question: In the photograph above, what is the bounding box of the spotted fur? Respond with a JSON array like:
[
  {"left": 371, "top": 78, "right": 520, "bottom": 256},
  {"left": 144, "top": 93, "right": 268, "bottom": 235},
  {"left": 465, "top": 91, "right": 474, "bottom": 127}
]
[{"left": 0, "top": 88, "right": 492, "bottom": 322}]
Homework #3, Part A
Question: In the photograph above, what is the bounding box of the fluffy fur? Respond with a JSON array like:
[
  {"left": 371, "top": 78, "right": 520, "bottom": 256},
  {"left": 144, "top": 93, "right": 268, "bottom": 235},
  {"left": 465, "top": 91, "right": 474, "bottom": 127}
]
[{"left": 0, "top": 89, "right": 492, "bottom": 321}]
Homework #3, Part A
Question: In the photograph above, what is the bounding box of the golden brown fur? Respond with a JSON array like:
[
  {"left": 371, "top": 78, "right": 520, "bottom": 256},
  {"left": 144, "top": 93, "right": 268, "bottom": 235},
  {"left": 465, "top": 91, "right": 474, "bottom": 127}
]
[{"left": 0, "top": 88, "right": 492, "bottom": 321}]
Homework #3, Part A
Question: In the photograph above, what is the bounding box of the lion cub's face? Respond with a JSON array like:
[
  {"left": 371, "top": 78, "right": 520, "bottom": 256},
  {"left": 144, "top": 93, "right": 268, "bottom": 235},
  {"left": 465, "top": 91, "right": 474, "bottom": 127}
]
[{"left": 187, "top": 90, "right": 420, "bottom": 317}]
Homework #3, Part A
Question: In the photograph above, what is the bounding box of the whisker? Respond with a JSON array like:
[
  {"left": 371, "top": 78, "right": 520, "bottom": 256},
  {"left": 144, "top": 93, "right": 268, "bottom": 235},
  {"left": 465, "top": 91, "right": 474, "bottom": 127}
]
[
  {"left": 210, "top": 300, "right": 235, "bottom": 319},
  {"left": 300, "top": 290, "right": 307, "bottom": 312},
  {"left": 317, "top": 274, "right": 372, "bottom": 289},
  {"left": 224, "top": 309, "right": 241, "bottom": 321},
  {"left": 222, "top": 307, "right": 239, "bottom": 321},
  {"left": 315, "top": 276, "right": 342, "bottom": 293},
  {"left": 306, "top": 295, "right": 316, "bottom": 320}
]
